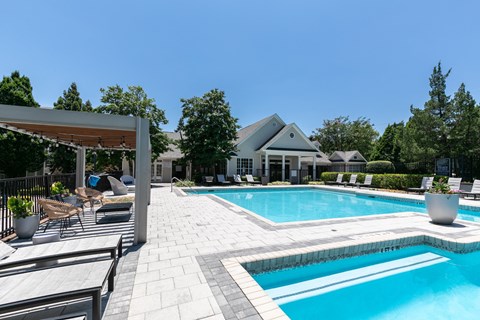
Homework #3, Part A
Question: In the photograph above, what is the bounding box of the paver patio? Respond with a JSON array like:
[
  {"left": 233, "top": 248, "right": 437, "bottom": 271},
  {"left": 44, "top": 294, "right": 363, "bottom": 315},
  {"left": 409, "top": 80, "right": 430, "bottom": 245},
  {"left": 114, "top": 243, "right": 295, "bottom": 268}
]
[{"left": 3, "top": 184, "right": 480, "bottom": 320}]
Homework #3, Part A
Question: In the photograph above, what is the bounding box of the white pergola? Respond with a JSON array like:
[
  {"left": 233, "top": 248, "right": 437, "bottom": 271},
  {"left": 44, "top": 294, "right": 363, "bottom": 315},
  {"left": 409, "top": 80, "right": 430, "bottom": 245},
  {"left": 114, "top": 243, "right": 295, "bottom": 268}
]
[{"left": 0, "top": 104, "right": 150, "bottom": 244}]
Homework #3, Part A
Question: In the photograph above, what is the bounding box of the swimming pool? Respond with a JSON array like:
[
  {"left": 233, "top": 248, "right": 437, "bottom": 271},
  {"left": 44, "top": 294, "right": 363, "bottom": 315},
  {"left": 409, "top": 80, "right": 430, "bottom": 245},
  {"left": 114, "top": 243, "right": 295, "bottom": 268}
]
[
  {"left": 253, "top": 245, "right": 480, "bottom": 319},
  {"left": 193, "top": 187, "right": 480, "bottom": 223}
]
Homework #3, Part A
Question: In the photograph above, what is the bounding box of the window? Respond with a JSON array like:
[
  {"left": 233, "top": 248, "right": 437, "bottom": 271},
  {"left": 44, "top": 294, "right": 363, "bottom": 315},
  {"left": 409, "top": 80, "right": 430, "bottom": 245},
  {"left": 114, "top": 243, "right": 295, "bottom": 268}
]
[
  {"left": 289, "top": 132, "right": 295, "bottom": 138},
  {"left": 237, "top": 158, "right": 253, "bottom": 175}
]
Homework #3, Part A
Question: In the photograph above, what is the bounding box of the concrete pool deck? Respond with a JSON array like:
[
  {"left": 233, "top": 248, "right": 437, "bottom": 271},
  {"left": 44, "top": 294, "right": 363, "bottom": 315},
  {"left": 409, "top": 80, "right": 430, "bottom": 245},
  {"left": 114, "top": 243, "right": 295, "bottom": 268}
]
[{"left": 127, "top": 184, "right": 480, "bottom": 320}]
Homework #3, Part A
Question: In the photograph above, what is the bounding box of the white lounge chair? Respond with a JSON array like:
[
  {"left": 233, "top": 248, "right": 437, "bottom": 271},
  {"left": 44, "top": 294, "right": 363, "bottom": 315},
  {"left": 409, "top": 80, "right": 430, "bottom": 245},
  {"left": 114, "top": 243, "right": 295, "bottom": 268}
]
[
  {"left": 107, "top": 176, "right": 128, "bottom": 195},
  {"left": 325, "top": 174, "right": 344, "bottom": 185},
  {"left": 357, "top": 175, "right": 373, "bottom": 188},
  {"left": 407, "top": 177, "right": 434, "bottom": 194},
  {"left": 447, "top": 177, "right": 462, "bottom": 191},
  {"left": 233, "top": 174, "right": 246, "bottom": 184},
  {"left": 245, "top": 175, "right": 261, "bottom": 185},
  {"left": 345, "top": 174, "right": 358, "bottom": 187},
  {"left": 216, "top": 174, "right": 231, "bottom": 185},
  {"left": 461, "top": 179, "right": 480, "bottom": 200}
]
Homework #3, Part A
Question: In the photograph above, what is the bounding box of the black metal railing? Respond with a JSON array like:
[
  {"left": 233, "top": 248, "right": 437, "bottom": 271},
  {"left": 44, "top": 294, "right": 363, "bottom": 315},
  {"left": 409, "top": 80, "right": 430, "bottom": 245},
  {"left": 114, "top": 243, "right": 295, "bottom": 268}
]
[{"left": 0, "top": 173, "right": 75, "bottom": 239}]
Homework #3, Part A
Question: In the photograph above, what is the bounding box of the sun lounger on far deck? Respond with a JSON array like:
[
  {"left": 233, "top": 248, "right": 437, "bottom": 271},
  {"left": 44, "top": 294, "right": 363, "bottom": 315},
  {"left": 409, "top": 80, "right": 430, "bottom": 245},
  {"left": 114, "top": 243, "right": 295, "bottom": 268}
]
[{"left": 460, "top": 179, "right": 480, "bottom": 200}]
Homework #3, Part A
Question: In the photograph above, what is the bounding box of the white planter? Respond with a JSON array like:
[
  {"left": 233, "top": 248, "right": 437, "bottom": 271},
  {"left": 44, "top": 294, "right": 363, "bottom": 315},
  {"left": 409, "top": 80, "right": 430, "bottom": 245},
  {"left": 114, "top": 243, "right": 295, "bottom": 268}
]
[
  {"left": 425, "top": 193, "right": 459, "bottom": 225},
  {"left": 14, "top": 214, "right": 40, "bottom": 239}
]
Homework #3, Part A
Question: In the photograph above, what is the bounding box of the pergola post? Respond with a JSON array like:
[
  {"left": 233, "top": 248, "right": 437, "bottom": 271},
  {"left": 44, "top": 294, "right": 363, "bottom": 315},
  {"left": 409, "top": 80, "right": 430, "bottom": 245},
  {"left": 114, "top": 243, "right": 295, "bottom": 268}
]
[
  {"left": 75, "top": 146, "right": 86, "bottom": 188},
  {"left": 134, "top": 117, "right": 150, "bottom": 244}
]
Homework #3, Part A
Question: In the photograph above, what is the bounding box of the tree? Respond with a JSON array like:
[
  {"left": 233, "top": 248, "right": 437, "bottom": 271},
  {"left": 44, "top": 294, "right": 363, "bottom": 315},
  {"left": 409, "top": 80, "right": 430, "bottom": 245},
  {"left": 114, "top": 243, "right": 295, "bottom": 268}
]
[
  {"left": 408, "top": 62, "right": 453, "bottom": 158},
  {"left": 49, "top": 83, "right": 94, "bottom": 173},
  {"left": 311, "top": 116, "right": 378, "bottom": 159},
  {"left": 177, "top": 89, "right": 239, "bottom": 173},
  {"left": 96, "top": 85, "right": 169, "bottom": 160},
  {"left": 370, "top": 122, "right": 405, "bottom": 162},
  {"left": 0, "top": 71, "right": 46, "bottom": 177},
  {"left": 53, "top": 82, "right": 93, "bottom": 112}
]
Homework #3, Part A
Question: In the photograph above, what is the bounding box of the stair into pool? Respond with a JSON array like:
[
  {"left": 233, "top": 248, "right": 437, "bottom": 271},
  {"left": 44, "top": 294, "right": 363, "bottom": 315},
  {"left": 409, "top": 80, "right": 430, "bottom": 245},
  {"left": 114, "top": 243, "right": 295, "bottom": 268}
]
[{"left": 266, "top": 252, "right": 449, "bottom": 305}]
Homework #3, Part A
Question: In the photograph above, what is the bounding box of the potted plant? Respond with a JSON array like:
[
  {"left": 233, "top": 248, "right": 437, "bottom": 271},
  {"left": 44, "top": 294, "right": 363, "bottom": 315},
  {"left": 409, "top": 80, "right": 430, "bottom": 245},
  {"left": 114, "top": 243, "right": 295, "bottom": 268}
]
[
  {"left": 51, "top": 181, "right": 76, "bottom": 204},
  {"left": 425, "top": 178, "right": 460, "bottom": 225},
  {"left": 7, "top": 196, "right": 40, "bottom": 239}
]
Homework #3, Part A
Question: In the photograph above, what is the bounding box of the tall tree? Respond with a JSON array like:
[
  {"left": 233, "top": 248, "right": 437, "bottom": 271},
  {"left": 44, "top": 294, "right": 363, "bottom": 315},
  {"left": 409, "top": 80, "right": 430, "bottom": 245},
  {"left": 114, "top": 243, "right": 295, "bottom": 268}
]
[
  {"left": 53, "top": 82, "right": 93, "bottom": 112},
  {"left": 49, "top": 83, "right": 94, "bottom": 173},
  {"left": 311, "top": 116, "right": 378, "bottom": 159},
  {"left": 177, "top": 89, "right": 239, "bottom": 173},
  {"left": 96, "top": 85, "right": 169, "bottom": 160},
  {"left": 450, "top": 83, "right": 480, "bottom": 158},
  {"left": 0, "top": 71, "right": 46, "bottom": 177},
  {"left": 408, "top": 62, "right": 453, "bottom": 158},
  {"left": 370, "top": 122, "right": 404, "bottom": 162}
]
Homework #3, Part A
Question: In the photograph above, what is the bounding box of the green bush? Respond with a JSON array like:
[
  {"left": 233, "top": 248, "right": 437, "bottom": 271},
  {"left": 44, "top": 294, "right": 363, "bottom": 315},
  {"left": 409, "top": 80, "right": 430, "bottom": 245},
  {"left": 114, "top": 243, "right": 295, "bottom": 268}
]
[
  {"left": 175, "top": 180, "right": 196, "bottom": 187},
  {"left": 366, "top": 161, "right": 395, "bottom": 174},
  {"left": 268, "top": 181, "right": 291, "bottom": 185}
]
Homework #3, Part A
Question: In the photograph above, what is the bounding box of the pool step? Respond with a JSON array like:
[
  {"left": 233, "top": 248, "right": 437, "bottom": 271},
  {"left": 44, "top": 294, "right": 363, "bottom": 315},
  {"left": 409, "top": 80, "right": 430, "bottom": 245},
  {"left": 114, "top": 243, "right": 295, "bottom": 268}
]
[{"left": 266, "top": 252, "right": 449, "bottom": 305}]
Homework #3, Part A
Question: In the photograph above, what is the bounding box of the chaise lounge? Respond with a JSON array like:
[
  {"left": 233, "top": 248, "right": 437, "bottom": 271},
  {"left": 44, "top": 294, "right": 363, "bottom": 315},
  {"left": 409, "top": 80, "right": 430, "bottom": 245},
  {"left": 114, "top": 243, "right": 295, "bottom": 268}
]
[
  {"left": 460, "top": 179, "right": 480, "bottom": 200},
  {"left": 357, "top": 175, "right": 373, "bottom": 188},
  {"left": 245, "top": 175, "right": 261, "bottom": 185},
  {"left": 325, "top": 173, "right": 344, "bottom": 186},
  {"left": 407, "top": 177, "right": 434, "bottom": 194}
]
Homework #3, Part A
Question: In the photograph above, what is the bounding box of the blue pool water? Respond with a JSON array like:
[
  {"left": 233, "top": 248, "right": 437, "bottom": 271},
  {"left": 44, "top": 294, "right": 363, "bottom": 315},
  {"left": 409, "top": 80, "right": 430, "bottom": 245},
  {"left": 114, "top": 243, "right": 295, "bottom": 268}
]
[
  {"left": 193, "top": 187, "right": 480, "bottom": 223},
  {"left": 253, "top": 246, "right": 480, "bottom": 319}
]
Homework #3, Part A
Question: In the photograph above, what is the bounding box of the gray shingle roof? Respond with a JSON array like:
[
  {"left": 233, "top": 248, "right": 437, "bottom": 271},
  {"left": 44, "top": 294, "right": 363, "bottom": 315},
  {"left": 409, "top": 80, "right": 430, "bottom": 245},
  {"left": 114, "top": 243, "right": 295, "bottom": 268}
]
[
  {"left": 235, "top": 114, "right": 277, "bottom": 145},
  {"left": 158, "top": 132, "right": 183, "bottom": 159}
]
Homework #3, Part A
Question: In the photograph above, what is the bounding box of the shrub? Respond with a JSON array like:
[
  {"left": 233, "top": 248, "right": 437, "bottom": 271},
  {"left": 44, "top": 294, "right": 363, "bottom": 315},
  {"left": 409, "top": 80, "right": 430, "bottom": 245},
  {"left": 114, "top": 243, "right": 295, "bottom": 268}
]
[
  {"left": 268, "top": 181, "right": 291, "bottom": 185},
  {"left": 366, "top": 161, "right": 395, "bottom": 174},
  {"left": 7, "top": 196, "right": 34, "bottom": 219},
  {"left": 51, "top": 181, "right": 70, "bottom": 196},
  {"left": 308, "top": 181, "right": 324, "bottom": 185},
  {"left": 175, "top": 180, "right": 196, "bottom": 187}
]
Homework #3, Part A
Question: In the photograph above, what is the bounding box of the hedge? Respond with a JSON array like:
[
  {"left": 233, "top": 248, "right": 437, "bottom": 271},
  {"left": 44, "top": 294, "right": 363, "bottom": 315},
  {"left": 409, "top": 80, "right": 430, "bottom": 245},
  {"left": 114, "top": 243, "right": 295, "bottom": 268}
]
[{"left": 320, "top": 172, "right": 436, "bottom": 190}]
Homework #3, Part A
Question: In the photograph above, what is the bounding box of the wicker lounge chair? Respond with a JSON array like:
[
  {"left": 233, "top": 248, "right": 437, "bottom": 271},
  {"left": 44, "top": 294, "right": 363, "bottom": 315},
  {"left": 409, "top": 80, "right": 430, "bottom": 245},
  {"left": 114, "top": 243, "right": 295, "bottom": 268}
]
[
  {"left": 357, "top": 175, "right": 373, "bottom": 188},
  {"left": 460, "top": 179, "right": 480, "bottom": 200},
  {"left": 325, "top": 174, "right": 344, "bottom": 185},
  {"left": 216, "top": 174, "right": 231, "bottom": 185},
  {"left": 245, "top": 175, "right": 261, "bottom": 185},
  {"left": 407, "top": 177, "right": 434, "bottom": 194},
  {"left": 75, "top": 187, "right": 104, "bottom": 213},
  {"left": 107, "top": 176, "right": 128, "bottom": 195},
  {"left": 38, "top": 199, "right": 84, "bottom": 235},
  {"left": 0, "top": 234, "right": 122, "bottom": 271}
]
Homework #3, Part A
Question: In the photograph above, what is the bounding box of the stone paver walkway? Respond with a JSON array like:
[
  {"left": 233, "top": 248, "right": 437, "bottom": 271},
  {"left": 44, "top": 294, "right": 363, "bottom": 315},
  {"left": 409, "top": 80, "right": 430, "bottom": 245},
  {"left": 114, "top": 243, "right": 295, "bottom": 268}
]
[{"left": 127, "top": 185, "right": 480, "bottom": 319}]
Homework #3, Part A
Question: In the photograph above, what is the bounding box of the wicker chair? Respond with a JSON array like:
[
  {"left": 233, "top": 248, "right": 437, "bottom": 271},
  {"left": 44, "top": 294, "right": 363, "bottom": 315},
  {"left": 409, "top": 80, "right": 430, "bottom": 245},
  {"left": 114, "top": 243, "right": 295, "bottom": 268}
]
[
  {"left": 75, "top": 187, "right": 104, "bottom": 213},
  {"left": 38, "top": 198, "right": 84, "bottom": 235}
]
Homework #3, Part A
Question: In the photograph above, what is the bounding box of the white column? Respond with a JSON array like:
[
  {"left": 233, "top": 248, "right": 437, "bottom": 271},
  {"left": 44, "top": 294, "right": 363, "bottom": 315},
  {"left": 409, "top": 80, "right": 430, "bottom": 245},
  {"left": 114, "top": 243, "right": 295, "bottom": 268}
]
[
  {"left": 281, "top": 155, "right": 285, "bottom": 181},
  {"left": 313, "top": 155, "right": 317, "bottom": 181},
  {"left": 265, "top": 153, "right": 269, "bottom": 177},
  {"left": 134, "top": 117, "right": 150, "bottom": 244},
  {"left": 75, "top": 146, "right": 86, "bottom": 188}
]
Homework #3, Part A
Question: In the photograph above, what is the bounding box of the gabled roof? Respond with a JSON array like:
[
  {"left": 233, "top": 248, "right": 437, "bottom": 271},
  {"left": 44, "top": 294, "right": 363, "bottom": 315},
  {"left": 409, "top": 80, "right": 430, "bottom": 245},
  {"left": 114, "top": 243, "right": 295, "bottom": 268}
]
[
  {"left": 158, "top": 132, "right": 183, "bottom": 159},
  {"left": 329, "top": 150, "right": 367, "bottom": 163},
  {"left": 257, "top": 123, "right": 319, "bottom": 152},
  {"left": 235, "top": 114, "right": 285, "bottom": 146}
]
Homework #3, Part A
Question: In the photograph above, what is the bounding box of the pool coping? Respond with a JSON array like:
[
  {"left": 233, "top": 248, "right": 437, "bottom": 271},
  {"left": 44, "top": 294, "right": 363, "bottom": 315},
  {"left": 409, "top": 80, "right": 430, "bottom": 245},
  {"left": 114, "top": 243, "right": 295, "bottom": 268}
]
[
  {"left": 180, "top": 185, "right": 480, "bottom": 232},
  {"left": 208, "top": 230, "right": 480, "bottom": 320}
]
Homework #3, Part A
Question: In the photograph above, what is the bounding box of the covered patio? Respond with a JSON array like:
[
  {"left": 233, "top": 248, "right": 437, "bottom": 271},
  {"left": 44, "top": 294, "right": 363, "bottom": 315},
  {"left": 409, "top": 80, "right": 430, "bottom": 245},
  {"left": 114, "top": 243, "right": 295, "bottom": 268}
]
[{"left": 0, "top": 104, "right": 151, "bottom": 244}]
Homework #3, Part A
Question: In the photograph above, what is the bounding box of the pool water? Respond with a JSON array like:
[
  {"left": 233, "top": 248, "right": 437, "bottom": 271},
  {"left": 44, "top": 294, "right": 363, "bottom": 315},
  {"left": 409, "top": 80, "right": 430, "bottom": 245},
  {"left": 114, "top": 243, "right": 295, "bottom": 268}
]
[
  {"left": 194, "top": 188, "right": 480, "bottom": 223},
  {"left": 253, "top": 246, "right": 480, "bottom": 319}
]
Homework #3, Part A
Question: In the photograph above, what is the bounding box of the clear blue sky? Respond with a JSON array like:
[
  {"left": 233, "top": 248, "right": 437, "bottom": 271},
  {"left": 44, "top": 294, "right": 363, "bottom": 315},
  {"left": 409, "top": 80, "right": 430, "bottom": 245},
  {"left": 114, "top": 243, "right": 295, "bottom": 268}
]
[{"left": 1, "top": 0, "right": 479, "bottom": 135}]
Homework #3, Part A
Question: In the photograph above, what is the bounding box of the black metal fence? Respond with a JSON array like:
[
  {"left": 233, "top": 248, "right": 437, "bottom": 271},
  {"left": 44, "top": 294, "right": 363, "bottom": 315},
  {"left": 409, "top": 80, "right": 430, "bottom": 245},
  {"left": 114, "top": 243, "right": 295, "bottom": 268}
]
[{"left": 0, "top": 173, "right": 75, "bottom": 239}]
